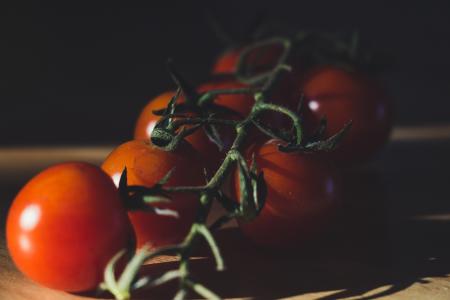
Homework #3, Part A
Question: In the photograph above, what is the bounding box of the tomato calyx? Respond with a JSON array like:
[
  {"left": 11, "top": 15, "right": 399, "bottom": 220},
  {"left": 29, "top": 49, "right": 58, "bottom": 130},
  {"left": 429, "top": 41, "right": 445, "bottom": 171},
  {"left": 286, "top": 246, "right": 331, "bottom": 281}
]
[
  {"left": 151, "top": 61, "right": 256, "bottom": 152},
  {"left": 117, "top": 167, "right": 180, "bottom": 217},
  {"left": 279, "top": 120, "right": 353, "bottom": 153}
]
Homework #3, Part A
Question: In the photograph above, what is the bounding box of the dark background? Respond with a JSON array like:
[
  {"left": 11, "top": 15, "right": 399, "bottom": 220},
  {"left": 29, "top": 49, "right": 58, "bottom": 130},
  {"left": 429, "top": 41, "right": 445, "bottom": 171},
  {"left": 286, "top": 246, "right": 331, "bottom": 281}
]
[{"left": 1, "top": 1, "right": 449, "bottom": 145}]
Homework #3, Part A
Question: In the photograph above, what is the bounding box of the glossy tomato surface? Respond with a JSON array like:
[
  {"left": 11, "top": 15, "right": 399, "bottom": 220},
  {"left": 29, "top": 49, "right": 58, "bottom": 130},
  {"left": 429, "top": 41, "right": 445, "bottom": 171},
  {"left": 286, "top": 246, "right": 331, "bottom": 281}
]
[
  {"left": 134, "top": 91, "right": 225, "bottom": 172},
  {"left": 235, "top": 140, "right": 341, "bottom": 248},
  {"left": 298, "top": 66, "right": 393, "bottom": 164},
  {"left": 102, "top": 139, "right": 205, "bottom": 249},
  {"left": 134, "top": 79, "right": 256, "bottom": 172},
  {"left": 6, "top": 162, "right": 132, "bottom": 292}
]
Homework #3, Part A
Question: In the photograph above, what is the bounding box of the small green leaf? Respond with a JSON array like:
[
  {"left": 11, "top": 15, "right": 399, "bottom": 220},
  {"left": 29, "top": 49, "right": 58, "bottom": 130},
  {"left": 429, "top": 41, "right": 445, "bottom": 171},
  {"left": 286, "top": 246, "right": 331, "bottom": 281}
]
[
  {"left": 152, "top": 102, "right": 190, "bottom": 116},
  {"left": 118, "top": 168, "right": 128, "bottom": 199},
  {"left": 304, "top": 121, "right": 352, "bottom": 152},
  {"left": 167, "top": 59, "right": 198, "bottom": 105},
  {"left": 157, "top": 87, "right": 181, "bottom": 129}
]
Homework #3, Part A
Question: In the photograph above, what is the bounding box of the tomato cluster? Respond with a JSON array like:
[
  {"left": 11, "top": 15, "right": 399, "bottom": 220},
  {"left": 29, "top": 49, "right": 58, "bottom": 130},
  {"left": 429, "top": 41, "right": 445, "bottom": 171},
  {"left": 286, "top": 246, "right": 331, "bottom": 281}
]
[{"left": 6, "top": 32, "right": 393, "bottom": 296}]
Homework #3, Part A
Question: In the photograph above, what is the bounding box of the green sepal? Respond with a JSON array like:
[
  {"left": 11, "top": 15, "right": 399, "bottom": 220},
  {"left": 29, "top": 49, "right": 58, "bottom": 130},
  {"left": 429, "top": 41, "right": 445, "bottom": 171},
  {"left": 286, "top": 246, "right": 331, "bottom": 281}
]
[
  {"left": 215, "top": 189, "right": 239, "bottom": 213},
  {"left": 237, "top": 159, "right": 258, "bottom": 221},
  {"left": 251, "top": 119, "right": 291, "bottom": 142},
  {"left": 118, "top": 167, "right": 128, "bottom": 200},
  {"left": 308, "top": 116, "right": 328, "bottom": 142},
  {"left": 167, "top": 59, "right": 198, "bottom": 105},
  {"left": 280, "top": 121, "right": 352, "bottom": 153},
  {"left": 249, "top": 155, "right": 267, "bottom": 213}
]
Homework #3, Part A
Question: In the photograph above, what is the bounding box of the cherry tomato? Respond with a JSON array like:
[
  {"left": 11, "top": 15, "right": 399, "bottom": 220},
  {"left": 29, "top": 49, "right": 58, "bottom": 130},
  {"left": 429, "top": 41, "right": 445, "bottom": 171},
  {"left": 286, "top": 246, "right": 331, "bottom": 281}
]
[
  {"left": 235, "top": 140, "right": 341, "bottom": 248},
  {"left": 6, "top": 162, "right": 133, "bottom": 292},
  {"left": 212, "top": 45, "right": 297, "bottom": 119},
  {"left": 134, "top": 79, "right": 255, "bottom": 172},
  {"left": 296, "top": 66, "right": 393, "bottom": 164},
  {"left": 101, "top": 139, "right": 205, "bottom": 249},
  {"left": 212, "top": 44, "right": 283, "bottom": 75},
  {"left": 197, "top": 78, "right": 254, "bottom": 117}
]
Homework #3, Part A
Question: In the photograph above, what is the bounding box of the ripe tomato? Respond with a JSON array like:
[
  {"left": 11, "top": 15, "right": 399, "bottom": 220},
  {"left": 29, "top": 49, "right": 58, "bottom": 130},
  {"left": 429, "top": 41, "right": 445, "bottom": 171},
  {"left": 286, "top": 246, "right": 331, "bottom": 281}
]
[
  {"left": 235, "top": 140, "right": 341, "bottom": 248},
  {"left": 198, "top": 78, "right": 293, "bottom": 148},
  {"left": 101, "top": 139, "right": 205, "bottom": 249},
  {"left": 212, "top": 44, "right": 284, "bottom": 75},
  {"left": 6, "top": 162, "right": 133, "bottom": 292},
  {"left": 134, "top": 79, "right": 255, "bottom": 172},
  {"left": 212, "top": 45, "right": 297, "bottom": 119},
  {"left": 297, "top": 66, "right": 393, "bottom": 164},
  {"left": 197, "top": 78, "right": 254, "bottom": 117}
]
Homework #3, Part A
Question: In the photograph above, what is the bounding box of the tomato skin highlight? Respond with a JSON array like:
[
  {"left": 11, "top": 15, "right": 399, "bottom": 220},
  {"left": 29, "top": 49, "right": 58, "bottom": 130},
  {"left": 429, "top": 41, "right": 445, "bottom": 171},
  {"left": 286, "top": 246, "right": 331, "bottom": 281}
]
[
  {"left": 101, "top": 139, "right": 205, "bottom": 249},
  {"left": 235, "top": 140, "right": 341, "bottom": 248},
  {"left": 297, "top": 66, "right": 393, "bottom": 164},
  {"left": 6, "top": 162, "right": 133, "bottom": 292},
  {"left": 134, "top": 79, "right": 255, "bottom": 172}
]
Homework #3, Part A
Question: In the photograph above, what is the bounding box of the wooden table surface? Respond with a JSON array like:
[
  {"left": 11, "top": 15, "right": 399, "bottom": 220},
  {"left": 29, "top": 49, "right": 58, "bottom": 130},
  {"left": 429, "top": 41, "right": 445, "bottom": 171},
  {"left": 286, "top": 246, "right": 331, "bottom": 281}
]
[{"left": 1, "top": 125, "right": 450, "bottom": 299}]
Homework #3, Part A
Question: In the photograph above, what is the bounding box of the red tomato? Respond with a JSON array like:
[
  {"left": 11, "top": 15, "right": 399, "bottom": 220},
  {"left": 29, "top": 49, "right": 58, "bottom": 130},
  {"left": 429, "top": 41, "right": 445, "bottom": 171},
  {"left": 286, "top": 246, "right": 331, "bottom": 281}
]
[
  {"left": 134, "top": 79, "right": 255, "bottom": 172},
  {"left": 134, "top": 91, "right": 225, "bottom": 172},
  {"left": 6, "top": 162, "right": 133, "bottom": 292},
  {"left": 101, "top": 139, "right": 205, "bottom": 249},
  {"left": 297, "top": 66, "right": 393, "bottom": 164},
  {"left": 197, "top": 78, "right": 254, "bottom": 118},
  {"left": 235, "top": 140, "right": 341, "bottom": 248},
  {"left": 212, "top": 45, "right": 297, "bottom": 118},
  {"left": 212, "top": 44, "right": 284, "bottom": 75},
  {"left": 198, "top": 78, "right": 293, "bottom": 147}
]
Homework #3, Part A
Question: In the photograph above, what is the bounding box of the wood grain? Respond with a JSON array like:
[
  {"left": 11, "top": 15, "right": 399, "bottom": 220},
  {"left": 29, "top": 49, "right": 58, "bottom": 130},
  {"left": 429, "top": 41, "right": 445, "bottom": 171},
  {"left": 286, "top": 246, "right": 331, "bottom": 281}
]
[{"left": 1, "top": 125, "right": 450, "bottom": 299}]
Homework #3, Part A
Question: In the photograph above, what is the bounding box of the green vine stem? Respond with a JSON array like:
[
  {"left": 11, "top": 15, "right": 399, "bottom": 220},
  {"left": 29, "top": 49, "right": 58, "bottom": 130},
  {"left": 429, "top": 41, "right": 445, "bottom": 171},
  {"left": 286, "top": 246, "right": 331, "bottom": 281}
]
[
  {"left": 235, "top": 36, "right": 292, "bottom": 86},
  {"left": 99, "top": 87, "right": 308, "bottom": 299},
  {"left": 99, "top": 40, "right": 349, "bottom": 299}
]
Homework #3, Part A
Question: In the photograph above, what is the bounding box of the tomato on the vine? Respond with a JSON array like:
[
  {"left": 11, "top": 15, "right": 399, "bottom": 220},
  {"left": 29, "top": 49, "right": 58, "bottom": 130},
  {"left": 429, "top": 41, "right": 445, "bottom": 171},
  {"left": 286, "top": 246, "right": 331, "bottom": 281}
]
[
  {"left": 197, "top": 78, "right": 254, "bottom": 117},
  {"left": 235, "top": 140, "right": 341, "bottom": 248},
  {"left": 295, "top": 66, "right": 393, "bottom": 164},
  {"left": 6, "top": 162, "right": 133, "bottom": 292},
  {"left": 212, "top": 44, "right": 284, "bottom": 75},
  {"left": 134, "top": 79, "right": 256, "bottom": 171},
  {"left": 101, "top": 139, "right": 205, "bottom": 249},
  {"left": 198, "top": 78, "right": 292, "bottom": 148}
]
